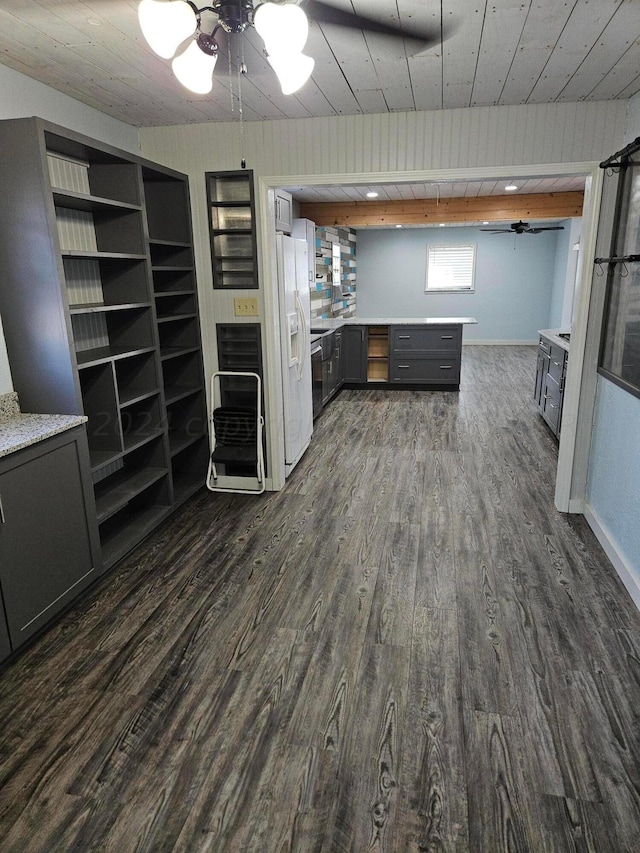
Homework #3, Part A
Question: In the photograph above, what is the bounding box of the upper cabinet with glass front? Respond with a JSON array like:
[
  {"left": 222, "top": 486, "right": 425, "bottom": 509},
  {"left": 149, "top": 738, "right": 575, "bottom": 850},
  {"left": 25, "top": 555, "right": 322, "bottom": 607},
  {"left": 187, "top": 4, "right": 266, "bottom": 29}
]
[{"left": 207, "top": 170, "right": 258, "bottom": 289}]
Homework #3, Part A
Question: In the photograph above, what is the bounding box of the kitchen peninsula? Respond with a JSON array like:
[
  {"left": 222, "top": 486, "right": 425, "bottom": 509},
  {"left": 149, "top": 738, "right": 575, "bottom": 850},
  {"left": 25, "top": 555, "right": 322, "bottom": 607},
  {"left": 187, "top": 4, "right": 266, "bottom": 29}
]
[
  {"left": 0, "top": 392, "right": 100, "bottom": 662},
  {"left": 310, "top": 317, "right": 477, "bottom": 399}
]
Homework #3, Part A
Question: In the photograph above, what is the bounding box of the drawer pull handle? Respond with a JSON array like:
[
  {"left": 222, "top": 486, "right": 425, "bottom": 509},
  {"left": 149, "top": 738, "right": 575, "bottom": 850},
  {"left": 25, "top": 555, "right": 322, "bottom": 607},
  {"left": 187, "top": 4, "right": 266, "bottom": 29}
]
[
  {"left": 398, "top": 365, "right": 410, "bottom": 369},
  {"left": 439, "top": 365, "right": 452, "bottom": 370},
  {"left": 0, "top": 495, "right": 5, "bottom": 524},
  {"left": 441, "top": 335, "right": 453, "bottom": 340},
  {"left": 398, "top": 335, "right": 411, "bottom": 340},
  {"left": 553, "top": 361, "right": 561, "bottom": 366},
  {"left": 549, "top": 403, "right": 558, "bottom": 409}
]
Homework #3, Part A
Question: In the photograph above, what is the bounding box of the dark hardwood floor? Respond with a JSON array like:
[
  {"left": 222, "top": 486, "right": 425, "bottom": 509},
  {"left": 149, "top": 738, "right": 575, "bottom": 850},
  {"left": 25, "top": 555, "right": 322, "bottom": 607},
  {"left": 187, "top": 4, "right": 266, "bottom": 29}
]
[{"left": 1, "top": 345, "right": 640, "bottom": 852}]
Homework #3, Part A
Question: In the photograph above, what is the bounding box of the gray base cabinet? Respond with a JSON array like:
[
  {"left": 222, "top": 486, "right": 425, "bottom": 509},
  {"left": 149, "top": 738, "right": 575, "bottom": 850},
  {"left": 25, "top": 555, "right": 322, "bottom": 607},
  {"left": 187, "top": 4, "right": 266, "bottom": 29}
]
[
  {"left": 534, "top": 333, "right": 568, "bottom": 438},
  {"left": 389, "top": 325, "right": 462, "bottom": 387},
  {"left": 0, "top": 427, "right": 100, "bottom": 657},
  {"left": 0, "top": 597, "right": 10, "bottom": 660},
  {"left": 322, "top": 329, "right": 343, "bottom": 404},
  {"left": 342, "top": 326, "right": 367, "bottom": 383},
  {"left": 340, "top": 323, "right": 463, "bottom": 389}
]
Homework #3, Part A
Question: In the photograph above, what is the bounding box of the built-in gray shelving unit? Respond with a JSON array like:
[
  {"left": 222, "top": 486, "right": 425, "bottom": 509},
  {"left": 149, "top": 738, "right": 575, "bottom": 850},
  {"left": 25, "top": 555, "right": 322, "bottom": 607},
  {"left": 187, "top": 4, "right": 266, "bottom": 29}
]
[{"left": 0, "top": 117, "right": 207, "bottom": 570}]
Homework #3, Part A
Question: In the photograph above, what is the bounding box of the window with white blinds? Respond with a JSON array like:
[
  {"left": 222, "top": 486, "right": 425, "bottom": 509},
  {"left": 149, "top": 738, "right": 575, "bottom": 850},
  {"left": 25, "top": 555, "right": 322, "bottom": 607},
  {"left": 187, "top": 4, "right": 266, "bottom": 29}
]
[{"left": 426, "top": 243, "right": 476, "bottom": 292}]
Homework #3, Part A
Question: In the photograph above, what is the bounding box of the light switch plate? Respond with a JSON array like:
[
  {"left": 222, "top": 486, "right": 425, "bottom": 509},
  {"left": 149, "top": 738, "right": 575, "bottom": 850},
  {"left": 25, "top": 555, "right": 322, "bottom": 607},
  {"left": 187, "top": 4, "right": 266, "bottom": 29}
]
[{"left": 234, "top": 297, "right": 259, "bottom": 316}]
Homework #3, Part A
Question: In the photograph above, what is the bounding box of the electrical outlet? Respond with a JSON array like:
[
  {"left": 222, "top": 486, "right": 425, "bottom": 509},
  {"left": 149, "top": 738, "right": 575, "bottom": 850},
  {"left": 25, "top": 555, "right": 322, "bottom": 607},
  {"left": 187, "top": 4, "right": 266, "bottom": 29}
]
[{"left": 234, "top": 297, "right": 259, "bottom": 316}]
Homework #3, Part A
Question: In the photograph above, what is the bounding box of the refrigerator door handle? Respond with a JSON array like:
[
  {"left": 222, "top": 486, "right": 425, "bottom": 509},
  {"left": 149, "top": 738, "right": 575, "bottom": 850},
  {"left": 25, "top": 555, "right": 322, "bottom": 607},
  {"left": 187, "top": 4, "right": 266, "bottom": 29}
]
[{"left": 295, "top": 289, "right": 308, "bottom": 381}]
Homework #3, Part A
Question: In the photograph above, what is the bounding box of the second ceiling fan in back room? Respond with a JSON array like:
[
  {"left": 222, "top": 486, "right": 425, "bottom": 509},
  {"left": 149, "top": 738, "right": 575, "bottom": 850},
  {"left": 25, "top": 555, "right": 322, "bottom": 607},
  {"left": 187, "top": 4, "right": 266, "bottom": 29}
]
[
  {"left": 138, "top": 0, "right": 448, "bottom": 95},
  {"left": 481, "top": 220, "right": 565, "bottom": 235}
]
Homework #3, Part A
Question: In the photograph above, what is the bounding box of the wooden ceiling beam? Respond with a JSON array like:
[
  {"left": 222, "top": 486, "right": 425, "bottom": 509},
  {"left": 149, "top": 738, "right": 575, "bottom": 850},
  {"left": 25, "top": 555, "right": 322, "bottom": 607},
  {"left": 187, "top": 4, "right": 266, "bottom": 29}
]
[{"left": 299, "top": 192, "right": 584, "bottom": 227}]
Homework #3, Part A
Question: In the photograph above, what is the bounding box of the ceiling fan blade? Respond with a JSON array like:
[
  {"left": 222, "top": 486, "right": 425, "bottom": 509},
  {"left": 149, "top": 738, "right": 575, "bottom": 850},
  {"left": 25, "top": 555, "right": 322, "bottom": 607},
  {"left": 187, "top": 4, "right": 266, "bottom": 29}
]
[
  {"left": 529, "top": 226, "right": 565, "bottom": 233},
  {"left": 302, "top": 0, "right": 444, "bottom": 48},
  {"left": 480, "top": 229, "right": 511, "bottom": 233}
]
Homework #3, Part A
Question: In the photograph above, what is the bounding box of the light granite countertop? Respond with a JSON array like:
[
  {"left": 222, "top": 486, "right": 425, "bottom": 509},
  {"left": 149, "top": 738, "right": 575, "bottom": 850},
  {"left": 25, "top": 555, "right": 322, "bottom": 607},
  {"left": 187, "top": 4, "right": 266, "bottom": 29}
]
[
  {"left": 0, "top": 393, "right": 87, "bottom": 459},
  {"left": 538, "top": 328, "right": 571, "bottom": 353},
  {"left": 310, "top": 316, "right": 477, "bottom": 330}
]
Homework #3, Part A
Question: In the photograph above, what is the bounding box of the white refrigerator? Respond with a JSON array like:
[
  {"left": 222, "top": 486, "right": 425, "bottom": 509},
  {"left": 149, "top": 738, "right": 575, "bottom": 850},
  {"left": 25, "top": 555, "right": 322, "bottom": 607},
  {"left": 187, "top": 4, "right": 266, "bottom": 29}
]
[{"left": 276, "top": 232, "right": 313, "bottom": 476}]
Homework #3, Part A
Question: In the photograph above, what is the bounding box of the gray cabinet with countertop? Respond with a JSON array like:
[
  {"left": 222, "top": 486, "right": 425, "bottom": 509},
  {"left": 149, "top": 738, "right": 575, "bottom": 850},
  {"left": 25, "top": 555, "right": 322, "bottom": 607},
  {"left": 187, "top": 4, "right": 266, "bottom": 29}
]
[
  {"left": 389, "top": 324, "right": 462, "bottom": 387},
  {"left": 535, "top": 331, "right": 569, "bottom": 438},
  {"left": 316, "top": 318, "right": 474, "bottom": 393},
  {"left": 0, "top": 425, "right": 100, "bottom": 658}
]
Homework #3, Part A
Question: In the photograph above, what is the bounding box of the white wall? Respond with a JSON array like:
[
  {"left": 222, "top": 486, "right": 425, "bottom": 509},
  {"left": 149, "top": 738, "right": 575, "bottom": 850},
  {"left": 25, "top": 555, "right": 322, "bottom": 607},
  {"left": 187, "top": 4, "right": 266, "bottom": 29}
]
[
  {"left": 0, "top": 65, "right": 139, "bottom": 400},
  {"left": 0, "top": 65, "right": 139, "bottom": 153},
  {"left": 0, "top": 316, "right": 13, "bottom": 395},
  {"left": 548, "top": 219, "right": 582, "bottom": 329}
]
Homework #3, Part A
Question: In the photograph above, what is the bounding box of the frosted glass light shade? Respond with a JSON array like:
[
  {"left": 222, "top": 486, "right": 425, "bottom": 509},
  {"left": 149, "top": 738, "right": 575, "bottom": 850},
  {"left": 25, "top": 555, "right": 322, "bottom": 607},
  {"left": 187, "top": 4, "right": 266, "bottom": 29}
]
[
  {"left": 138, "top": 0, "right": 197, "bottom": 59},
  {"left": 268, "top": 52, "right": 314, "bottom": 95},
  {"left": 172, "top": 40, "right": 218, "bottom": 93},
  {"left": 254, "top": 2, "right": 309, "bottom": 55}
]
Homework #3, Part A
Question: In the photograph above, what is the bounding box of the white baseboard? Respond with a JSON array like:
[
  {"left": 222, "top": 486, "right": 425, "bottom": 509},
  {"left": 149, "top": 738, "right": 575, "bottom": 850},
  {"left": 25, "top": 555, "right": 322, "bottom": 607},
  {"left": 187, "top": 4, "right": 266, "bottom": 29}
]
[
  {"left": 583, "top": 503, "right": 640, "bottom": 612},
  {"left": 462, "top": 340, "right": 538, "bottom": 346}
]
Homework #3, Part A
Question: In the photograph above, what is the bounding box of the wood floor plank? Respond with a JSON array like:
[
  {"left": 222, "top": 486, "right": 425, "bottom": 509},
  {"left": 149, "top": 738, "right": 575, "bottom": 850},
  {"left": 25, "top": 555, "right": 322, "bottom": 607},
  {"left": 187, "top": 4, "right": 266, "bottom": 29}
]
[
  {"left": 395, "top": 606, "right": 469, "bottom": 852},
  {"left": 453, "top": 530, "right": 519, "bottom": 715},
  {"left": 464, "top": 709, "right": 546, "bottom": 852},
  {"left": 322, "top": 642, "right": 409, "bottom": 853},
  {"left": 286, "top": 562, "right": 378, "bottom": 750},
  {"left": 365, "top": 522, "right": 420, "bottom": 647}
]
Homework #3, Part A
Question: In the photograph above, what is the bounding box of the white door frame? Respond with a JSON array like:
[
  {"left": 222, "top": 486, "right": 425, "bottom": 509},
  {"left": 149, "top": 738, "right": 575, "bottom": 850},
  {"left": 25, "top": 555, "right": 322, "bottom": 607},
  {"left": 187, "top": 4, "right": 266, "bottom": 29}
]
[{"left": 257, "top": 163, "right": 604, "bottom": 507}]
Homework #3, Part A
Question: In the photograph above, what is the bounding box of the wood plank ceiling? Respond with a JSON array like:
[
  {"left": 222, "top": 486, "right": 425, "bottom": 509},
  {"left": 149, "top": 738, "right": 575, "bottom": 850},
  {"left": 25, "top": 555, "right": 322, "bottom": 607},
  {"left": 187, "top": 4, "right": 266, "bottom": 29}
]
[
  {"left": 0, "top": 1, "right": 637, "bottom": 128},
  {"left": 299, "top": 190, "right": 585, "bottom": 226}
]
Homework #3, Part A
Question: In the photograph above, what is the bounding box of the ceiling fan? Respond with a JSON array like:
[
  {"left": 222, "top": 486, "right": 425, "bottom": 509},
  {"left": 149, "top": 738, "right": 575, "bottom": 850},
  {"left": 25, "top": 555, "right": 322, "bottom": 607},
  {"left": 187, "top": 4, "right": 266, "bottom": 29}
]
[
  {"left": 481, "top": 220, "right": 565, "bottom": 235},
  {"left": 139, "top": 1, "right": 447, "bottom": 95}
]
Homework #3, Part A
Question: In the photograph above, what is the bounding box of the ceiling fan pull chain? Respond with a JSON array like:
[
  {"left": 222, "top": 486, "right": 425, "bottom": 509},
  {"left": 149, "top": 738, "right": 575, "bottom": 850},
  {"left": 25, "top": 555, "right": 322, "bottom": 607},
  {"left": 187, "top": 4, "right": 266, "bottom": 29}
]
[
  {"left": 228, "top": 40, "right": 234, "bottom": 115},
  {"left": 238, "top": 32, "right": 247, "bottom": 169}
]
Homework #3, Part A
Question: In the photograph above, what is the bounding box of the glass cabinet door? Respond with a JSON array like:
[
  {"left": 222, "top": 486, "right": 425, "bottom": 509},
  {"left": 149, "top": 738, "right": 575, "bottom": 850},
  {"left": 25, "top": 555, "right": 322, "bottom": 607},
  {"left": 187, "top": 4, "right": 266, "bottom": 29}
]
[{"left": 207, "top": 170, "right": 258, "bottom": 289}]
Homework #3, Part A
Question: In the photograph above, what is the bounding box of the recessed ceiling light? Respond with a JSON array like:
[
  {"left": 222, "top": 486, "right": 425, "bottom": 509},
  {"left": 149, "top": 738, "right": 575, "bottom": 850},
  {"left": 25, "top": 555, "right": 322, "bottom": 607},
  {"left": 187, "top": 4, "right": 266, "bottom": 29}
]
[
  {"left": 366, "top": 191, "right": 379, "bottom": 198},
  {"left": 505, "top": 184, "right": 518, "bottom": 191},
  {"left": 87, "top": 17, "right": 101, "bottom": 26}
]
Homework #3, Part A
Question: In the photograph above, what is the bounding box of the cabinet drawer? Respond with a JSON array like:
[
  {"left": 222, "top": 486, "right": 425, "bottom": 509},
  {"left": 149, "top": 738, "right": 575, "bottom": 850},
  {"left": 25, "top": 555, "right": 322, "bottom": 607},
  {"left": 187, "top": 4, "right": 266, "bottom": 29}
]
[
  {"left": 542, "top": 374, "right": 562, "bottom": 434},
  {"left": 548, "top": 345, "right": 566, "bottom": 384},
  {"left": 390, "top": 356, "right": 461, "bottom": 383},
  {"left": 392, "top": 326, "right": 461, "bottom": 352}
]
